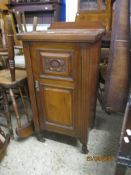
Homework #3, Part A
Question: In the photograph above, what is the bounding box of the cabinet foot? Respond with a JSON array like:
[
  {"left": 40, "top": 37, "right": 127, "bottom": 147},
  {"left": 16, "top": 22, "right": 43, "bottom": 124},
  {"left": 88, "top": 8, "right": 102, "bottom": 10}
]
[
  {"left": 36, "top": 133, "right": 45, "bottom": 142},
  {"left": 82, "top": 144, "right": 88, "bottom": 154}
]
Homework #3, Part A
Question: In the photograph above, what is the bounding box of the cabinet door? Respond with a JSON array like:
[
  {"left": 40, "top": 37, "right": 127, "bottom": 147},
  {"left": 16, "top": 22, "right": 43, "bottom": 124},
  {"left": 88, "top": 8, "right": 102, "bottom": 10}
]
[{"left": 31, "top": 43, "right": 79, "bottom": 136}]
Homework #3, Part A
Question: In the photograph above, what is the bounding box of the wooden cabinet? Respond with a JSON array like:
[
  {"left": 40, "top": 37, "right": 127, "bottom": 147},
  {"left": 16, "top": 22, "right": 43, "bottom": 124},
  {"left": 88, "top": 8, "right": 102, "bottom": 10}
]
[
  {"left": 8, "top": 0, "right": 61, "bottom": 24},
  {"left": 18, "top": 29, "right": 104, "bottom": 153}
]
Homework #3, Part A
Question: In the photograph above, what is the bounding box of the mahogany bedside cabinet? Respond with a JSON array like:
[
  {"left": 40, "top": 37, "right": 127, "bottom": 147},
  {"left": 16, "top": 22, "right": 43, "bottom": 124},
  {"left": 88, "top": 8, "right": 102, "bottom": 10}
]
[{"left": 17, "top": 29, "right": 104, "bottom": 153}]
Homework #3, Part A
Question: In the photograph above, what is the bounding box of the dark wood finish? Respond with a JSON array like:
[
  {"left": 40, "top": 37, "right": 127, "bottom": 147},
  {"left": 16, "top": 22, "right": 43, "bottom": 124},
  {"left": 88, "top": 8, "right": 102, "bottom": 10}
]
[
  {"left": 8, "top": 0, "right": 61, "bottom": 24},
  {"left": 114, "top": 96, "right": 131, "bottom": 175},
  {"left": 104, "top": 0, "right": 130, "bottom": 112},
  {"left": 49, "top": 21, "right": 105, "bottom": 30},
  {"left": 18, "top": 28, "right": 104, "bottom": 152}
]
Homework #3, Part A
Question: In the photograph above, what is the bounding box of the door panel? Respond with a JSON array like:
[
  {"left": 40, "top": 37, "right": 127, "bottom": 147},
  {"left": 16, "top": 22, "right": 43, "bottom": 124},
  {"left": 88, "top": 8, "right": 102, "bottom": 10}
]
[
  {"left": 36, "top": 49, "right": 74, "bottom": 81},
  {"left": 41, "top": 86, "right": 74, "bottom": 128}
]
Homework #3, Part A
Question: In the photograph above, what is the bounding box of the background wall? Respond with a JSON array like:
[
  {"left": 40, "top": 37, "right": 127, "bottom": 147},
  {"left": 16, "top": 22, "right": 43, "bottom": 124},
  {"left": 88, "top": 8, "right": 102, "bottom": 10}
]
[{"left": 66, "top": 0, "right": 78, "bottom": 22}]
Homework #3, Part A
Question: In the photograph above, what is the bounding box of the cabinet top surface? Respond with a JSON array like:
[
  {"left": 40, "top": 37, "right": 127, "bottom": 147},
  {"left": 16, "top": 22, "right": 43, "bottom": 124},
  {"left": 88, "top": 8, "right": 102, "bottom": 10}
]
[{"left": 17, "top": 29, "right": 105, "bottom": 43}]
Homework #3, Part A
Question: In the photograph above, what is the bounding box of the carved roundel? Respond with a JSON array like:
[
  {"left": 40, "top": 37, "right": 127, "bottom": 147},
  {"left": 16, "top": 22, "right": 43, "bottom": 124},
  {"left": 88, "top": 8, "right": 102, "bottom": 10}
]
[
  {"left": 49, "top": 59, "right": 61, "bottom": 70},
  {"left": 45, "top": 58, "right": 66, "bottom": 72}
]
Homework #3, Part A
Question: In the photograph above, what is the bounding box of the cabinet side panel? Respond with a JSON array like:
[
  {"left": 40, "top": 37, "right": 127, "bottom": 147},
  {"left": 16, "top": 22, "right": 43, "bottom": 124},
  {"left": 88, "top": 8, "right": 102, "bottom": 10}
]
[{"left": 22, "top": 42, "right": 40, "bottom": 133}]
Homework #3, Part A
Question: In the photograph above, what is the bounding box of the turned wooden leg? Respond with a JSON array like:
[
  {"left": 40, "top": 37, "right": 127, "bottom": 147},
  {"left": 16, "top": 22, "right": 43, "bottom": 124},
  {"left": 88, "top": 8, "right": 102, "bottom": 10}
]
[
  {"left": 97, "top": 90, "right": 105, "bottom": 110},
  {"left": 80, "top": 137, "right": 89, "bottom": 154},
  {"left": 114, "top": 164, "right": 126, "bottom": 175},
  {"left": 82, "top": 144, "right": 89, "bottom": 154},
  {"left": 24, "top": 80, "right": 30, "bottom": 98},
  {"left": 36, "top": 132, "right": 45, "bottom": 142},
  {"left": 9, "top": 88, "right": 21, "bottom": 129},
  {"left": 3, "top": 89, "right": 13, "bottom": 138},
  {"left": 19, "top": 87, "right": 30, "bottom": 122},
  {"left": 80, "top": 130, "right": 89, "bottom": 154}
]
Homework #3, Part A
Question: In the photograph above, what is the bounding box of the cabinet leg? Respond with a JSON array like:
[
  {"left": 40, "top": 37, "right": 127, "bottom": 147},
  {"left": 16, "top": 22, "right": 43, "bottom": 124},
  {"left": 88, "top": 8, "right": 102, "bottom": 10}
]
[
  {"left": 114, "top": 164, "right": 126, "bottom": 175},
  {"left": 36, "top": 132, "right": 45, "bottom": 142},
  {"left": 80, "top": 132, "right": 89, "bottom": 154},
  {"left": 82, "top": 144, "right": 89, "bottom": 154}
]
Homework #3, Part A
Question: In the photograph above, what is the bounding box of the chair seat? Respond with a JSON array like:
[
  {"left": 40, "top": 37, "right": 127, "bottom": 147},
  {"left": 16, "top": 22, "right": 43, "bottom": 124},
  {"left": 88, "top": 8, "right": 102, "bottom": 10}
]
[
  {"left": 0, "top": 69, "right": 27, "bottom": 88},
  {"left": 15, "top": 55, "right": 25, "bottom": 69},
  {"left": 0, "top": 51, "right": 8, "bottom": 56}
]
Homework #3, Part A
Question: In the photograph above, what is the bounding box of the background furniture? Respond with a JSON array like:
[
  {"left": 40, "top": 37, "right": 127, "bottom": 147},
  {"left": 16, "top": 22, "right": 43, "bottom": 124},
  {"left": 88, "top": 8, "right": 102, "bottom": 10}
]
[
  {"left": 0, "top": 12, "right": 38, "bottom": 70},
  {"left": 0, "top": 15, "right": 32, "bottom": 138},
  {"left": 104, "top": 0, "right": 130, "bottom": 113},
  {"left": 114, "top": 96, "right": 131, "bottom": 175},
  {"left": 76, "top": 0, "right": 116, "bottom": 49},
  {"left": 76, "top": 0, "right": 113, "bottom": 31},
  {"left": 8, "top": 0, "right": 61, "bottom": 25},
  {"left": 18, "top": 28, "right": 104, "bottom": 153},
  {"left": 14, "top": 11, "right": 38, "bottom": 33}
]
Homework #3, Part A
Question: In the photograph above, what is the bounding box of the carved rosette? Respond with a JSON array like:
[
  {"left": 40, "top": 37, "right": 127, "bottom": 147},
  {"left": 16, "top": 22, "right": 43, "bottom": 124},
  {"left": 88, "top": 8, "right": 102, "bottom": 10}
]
[{"left": 45, "top": 58, "right": 66, "bottom": 73}]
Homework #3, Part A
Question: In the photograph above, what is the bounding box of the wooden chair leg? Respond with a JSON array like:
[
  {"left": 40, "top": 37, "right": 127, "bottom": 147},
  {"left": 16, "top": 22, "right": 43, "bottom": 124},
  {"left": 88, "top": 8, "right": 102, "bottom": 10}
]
[
  {"left": 19, "top": 87, "right": 30, "bottom": 122},
  {"left": 9, "top": 88, "right": 34, "bottom": 139},
  {"left": 97, "top": 83, "right": 105, "bottom": 110},
  {"left": 2, "top": 89, "right": 13, "bottom": 138},
  {"left": 97, "top": 90, "right": 105, "bottom": 110},
  {"left": 9, "top": 88, "right": 21, "bottom": 129},
  {"left": 24, "top": 80, "right": 30, "bottom": 98}
]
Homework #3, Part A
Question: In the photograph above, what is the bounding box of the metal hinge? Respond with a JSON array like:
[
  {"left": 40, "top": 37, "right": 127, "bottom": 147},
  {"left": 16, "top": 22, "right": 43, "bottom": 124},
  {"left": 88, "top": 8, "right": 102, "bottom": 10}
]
[{"left": 34, "top": 80, "right": 40, "bottom": 91}]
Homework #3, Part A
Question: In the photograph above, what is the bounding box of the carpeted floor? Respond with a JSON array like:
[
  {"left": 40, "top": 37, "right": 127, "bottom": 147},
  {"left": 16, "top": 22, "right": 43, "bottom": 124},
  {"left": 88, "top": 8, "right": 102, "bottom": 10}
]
[{"left": 0, "top": 99, "right": 131, "bottom": 175}]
